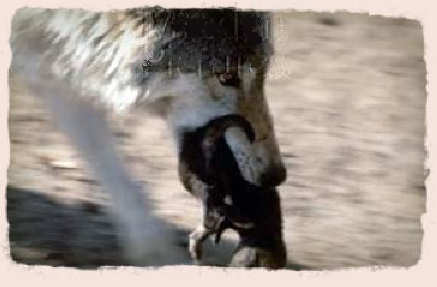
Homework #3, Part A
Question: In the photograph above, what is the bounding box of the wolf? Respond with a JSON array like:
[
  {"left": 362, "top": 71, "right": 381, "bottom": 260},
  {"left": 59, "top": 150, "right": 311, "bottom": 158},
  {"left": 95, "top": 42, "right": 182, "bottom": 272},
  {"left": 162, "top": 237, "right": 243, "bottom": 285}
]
[{"left": 9, "top": 7, "right": 287, "bottom": 266}]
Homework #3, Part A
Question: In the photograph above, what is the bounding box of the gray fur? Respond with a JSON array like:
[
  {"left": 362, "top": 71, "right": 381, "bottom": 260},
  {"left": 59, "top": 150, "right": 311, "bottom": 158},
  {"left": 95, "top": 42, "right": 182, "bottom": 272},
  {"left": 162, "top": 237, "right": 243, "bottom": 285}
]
[{"left": 10, "top": 6, "right": 286, "bottom": 266}]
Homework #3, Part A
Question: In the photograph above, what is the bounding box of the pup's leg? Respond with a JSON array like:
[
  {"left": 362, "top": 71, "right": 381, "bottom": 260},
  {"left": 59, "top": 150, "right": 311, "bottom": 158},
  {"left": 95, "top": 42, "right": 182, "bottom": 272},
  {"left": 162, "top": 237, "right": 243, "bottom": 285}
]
[
  {"left": 189, "top": 202, "right": 216, "bottom": 263},
  {"left": 189, "top": 224, "right": 214, "bottom": 264}
]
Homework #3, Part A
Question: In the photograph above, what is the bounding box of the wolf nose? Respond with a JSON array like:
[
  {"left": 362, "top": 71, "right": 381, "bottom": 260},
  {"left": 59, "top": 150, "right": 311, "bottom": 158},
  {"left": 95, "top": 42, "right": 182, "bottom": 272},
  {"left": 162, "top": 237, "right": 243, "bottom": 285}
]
[{"left": 261, "top": 165, "right": 287, "bottom": 187}]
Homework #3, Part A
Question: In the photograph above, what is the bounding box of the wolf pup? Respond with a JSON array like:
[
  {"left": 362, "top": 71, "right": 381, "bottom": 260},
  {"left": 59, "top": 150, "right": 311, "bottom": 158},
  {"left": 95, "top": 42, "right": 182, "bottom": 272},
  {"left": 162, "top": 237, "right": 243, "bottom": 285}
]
[{"left": 178, "top": 114, "right": 287, "bottom": 269}]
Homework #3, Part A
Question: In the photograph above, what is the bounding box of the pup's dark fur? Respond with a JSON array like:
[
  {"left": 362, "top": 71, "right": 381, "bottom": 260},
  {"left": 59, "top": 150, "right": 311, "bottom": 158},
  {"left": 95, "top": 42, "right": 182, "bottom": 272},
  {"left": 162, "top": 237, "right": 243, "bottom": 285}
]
[{"left": 178, "top": 115, "right": 286, "bottom": 268}]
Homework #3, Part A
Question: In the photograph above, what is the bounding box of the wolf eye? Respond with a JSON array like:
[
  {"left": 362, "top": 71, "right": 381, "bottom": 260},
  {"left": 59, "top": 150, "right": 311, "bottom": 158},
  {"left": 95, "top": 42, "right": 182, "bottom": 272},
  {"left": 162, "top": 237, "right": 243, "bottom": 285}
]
[{"left": 216, "top": 72, "right": 240, "bottom": 87}]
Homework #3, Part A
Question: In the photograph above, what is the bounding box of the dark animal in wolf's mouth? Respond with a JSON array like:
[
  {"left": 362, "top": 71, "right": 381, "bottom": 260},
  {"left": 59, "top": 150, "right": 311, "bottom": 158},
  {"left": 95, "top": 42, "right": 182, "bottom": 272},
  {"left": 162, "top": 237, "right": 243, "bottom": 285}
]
[{"left": 178, "top": 114, "right": 287, "bottom": 268}]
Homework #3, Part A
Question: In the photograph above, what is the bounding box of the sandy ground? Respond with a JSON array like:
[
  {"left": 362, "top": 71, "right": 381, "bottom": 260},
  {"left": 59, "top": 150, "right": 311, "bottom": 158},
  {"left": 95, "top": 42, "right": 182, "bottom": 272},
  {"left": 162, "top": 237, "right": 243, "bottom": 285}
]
[{"left": 6, "top": 11, "right": 426, "bottom": 270}]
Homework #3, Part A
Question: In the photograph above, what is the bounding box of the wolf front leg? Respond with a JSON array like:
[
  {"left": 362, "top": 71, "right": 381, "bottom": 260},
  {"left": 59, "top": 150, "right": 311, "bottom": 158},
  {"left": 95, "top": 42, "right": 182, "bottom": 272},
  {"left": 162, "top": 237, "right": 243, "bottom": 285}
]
[{"left": 23, "top": 75, "right": 185, "bottom": 266}]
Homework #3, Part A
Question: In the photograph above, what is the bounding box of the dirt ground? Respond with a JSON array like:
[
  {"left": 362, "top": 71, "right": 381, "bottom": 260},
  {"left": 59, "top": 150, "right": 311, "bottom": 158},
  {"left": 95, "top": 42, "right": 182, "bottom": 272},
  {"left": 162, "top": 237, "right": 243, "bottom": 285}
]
[{"left": 6, "top": 11, "right": 426, "bottom": 270}]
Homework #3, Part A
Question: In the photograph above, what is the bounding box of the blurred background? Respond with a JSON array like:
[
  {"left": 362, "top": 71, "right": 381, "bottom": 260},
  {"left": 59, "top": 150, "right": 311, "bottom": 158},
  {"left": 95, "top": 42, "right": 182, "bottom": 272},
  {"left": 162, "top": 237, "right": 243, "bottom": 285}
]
[{"left": 7, "top": 11, "right": 426, "bottom": 270}]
